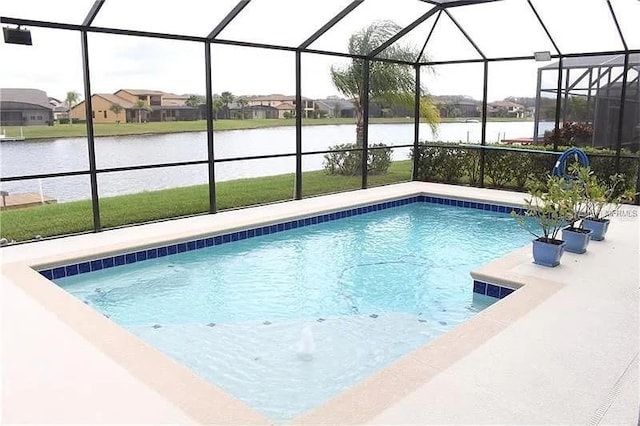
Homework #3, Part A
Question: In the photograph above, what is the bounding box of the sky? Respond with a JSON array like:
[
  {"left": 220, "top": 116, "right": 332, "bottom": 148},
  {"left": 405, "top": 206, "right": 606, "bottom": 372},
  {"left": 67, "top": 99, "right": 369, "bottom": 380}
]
[{"left": 1, "top": 0, "right": 638, "bottom": 103}]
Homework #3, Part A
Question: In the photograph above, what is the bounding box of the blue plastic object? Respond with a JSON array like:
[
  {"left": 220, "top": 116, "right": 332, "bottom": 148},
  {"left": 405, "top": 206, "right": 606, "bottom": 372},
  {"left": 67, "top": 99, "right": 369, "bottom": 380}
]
[
  {"left": 532, "top": 238, "right": 566, "bottom": 267},
  {"left": 582, "top": 218, "right": 610, "bottom": 241},
  {"left": 552, "top": 147, "right": 589, "bottom": 177},
  {"left": 561, "top": 227, "right": 592, "bottom": 254}
]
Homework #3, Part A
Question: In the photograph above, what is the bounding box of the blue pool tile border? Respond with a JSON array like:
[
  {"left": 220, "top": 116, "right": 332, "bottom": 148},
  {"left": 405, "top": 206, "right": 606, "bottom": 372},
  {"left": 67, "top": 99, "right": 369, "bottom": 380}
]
[
  {"left": 473, "top": 280, "right": 516, "bottom": 300},
  {"left": 38, "top": 195, "right": 525, "bottom": 279}
]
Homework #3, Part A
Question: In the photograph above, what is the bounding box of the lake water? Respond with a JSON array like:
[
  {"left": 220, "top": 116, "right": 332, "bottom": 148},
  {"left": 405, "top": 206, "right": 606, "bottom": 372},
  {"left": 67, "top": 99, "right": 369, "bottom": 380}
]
[{"left": 0, "top": 121, "right": 552, "bottom": 202}]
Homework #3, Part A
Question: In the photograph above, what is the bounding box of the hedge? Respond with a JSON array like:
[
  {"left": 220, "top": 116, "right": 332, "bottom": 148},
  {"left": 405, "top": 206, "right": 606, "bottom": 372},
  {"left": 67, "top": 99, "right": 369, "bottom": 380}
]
[{"left": 412, "top": 142, "right": 639, "bottom": 191}]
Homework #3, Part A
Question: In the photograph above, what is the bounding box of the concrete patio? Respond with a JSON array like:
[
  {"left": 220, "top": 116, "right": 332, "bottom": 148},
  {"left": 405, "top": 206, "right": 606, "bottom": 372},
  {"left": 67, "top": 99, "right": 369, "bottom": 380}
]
[{"left": 1, "top": 182, "right": 638, "bottom": 424}]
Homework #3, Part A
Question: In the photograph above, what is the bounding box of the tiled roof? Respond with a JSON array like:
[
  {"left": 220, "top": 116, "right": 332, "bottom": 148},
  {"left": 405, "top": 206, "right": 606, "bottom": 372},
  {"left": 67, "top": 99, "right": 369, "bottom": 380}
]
[
  {"left": 96, "top": 94, "right": 135, "bottom": 109},
  {"left": 275, "top": 102, "right": 296, "bottom": 110},
  {"left": 489, "top": 101, "right": 524, "bottom": 109},
  {"left": 0, "top": 88, "right": 52, "bottom": 109},
  {"left": 119, "top": 89, "right": 169, "bottom": 96},
  {"left": 315, "top": 98, "right": 355, "bottom": 110},
  {"left": 252, "top": 94, "right": 311, "bottom": 101}
]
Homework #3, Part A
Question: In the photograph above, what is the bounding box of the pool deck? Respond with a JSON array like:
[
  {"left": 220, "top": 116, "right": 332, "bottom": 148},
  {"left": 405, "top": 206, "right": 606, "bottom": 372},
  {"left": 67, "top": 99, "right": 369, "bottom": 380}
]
[{"left": 1, "top": 181, "right": 638, "bottom": 424}]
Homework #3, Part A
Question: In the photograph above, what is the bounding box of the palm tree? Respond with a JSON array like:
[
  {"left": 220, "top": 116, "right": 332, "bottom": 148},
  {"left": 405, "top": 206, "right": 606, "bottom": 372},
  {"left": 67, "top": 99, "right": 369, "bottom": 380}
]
[
  {"left": 332, "top": 104, "right": 342, "bottom": 118},
  {"left": 109, "top": 102, "right": 123, "bottom": 124},
  {"left": 65, "top": 91, "right": 80, "bottom": 125},
  {"left": 133, "top": 99, "right": 151, "bottom": 123},
  {"left": 185, "top": 94, "right": 204, "bottom": 107},
  {"left": 330, "top": 20, "right": 439, "bottom": 146},
  {"left": 220, "top": 91, "right": 234, "bottom": 119},
  {"left": 213, "top": 99, "right": 224, "bottom": 120},
  {"left": 237, "top": 96, "right": 249, "bottom": 120}
]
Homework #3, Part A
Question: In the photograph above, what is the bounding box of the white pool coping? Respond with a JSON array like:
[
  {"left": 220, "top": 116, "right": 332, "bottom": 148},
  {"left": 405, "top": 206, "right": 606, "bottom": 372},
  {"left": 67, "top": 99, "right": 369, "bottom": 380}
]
[{"left": 1, "top": 181, "right": 638, "bottom": 424}]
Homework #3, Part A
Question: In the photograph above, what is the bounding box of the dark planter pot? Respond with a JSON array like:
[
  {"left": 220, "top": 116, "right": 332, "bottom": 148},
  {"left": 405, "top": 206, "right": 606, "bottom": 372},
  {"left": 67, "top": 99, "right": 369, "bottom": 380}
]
[
  {"left": 532, "top": 237, "right": 566, "bottom": 267},
  {"left": 582, "top": 218, "right": 610, "bottom": 241},
  {"left": 561, "top": 226, "right": 592, "bottom": 254}
]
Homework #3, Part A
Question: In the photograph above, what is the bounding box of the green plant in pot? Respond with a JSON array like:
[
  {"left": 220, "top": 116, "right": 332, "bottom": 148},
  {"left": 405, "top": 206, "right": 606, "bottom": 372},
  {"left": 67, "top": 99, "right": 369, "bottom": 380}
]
[
  {"left": 576, "top": 166, "right": 635, "bottom": 241},
  {"left": 512, "top": 174, "right": 574, "bottom": 267},
  {"left": 560, "top": 167, "right": 593, "bottom": 254}
]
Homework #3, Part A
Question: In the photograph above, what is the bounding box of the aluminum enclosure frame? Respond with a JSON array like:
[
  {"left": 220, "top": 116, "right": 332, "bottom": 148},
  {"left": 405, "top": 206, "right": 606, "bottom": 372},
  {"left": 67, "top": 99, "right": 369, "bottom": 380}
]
[{"left": 1, "top": 0, "right": 638, "bottom": 237}]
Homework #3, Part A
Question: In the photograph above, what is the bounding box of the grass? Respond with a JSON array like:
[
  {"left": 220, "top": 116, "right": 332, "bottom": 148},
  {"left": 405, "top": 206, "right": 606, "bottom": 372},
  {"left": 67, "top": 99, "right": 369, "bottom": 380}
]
[
  {"left": 2, "top": 116, "right": 532, "bottom": 140},
  {"left": 0, "top": 161, "right": 413, "bottom": 242}
]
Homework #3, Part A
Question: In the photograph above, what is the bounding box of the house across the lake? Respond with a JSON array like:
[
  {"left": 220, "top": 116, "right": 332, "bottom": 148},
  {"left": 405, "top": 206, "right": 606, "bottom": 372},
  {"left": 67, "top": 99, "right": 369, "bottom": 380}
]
[
  {"left": 226, "top": 102, "right": 279, "bottom": 120},
  {"left": 248, "top": 94, "right": 316, "bottom": 118},
  {"left": 488, "top": 100, "right": 525, "bottom": 118},
  {"left": 0, "top": 88, "right": 54, "bottom": 126},
  {"left": 315, "top": 97, "right": 356, "bottom": 118},
  {"left": 70, "top": 89, "right": 202, "bottom": 123}
]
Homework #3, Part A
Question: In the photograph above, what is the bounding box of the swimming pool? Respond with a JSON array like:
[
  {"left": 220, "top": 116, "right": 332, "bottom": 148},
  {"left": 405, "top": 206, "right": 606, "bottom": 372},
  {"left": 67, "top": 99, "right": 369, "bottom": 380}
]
[{"left": 53, "top": 197, "right": 531, "bottom": 420}]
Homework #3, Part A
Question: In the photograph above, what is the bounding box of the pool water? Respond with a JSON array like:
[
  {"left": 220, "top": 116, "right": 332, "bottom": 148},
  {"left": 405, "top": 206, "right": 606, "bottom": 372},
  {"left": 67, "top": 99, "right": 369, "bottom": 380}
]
[{"left": 56, "top": 202, "right": 531, "bottom": 420}]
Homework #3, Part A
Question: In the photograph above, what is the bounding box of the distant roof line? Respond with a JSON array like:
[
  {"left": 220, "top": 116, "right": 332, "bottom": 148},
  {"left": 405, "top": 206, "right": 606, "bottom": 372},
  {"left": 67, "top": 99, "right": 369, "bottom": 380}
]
[
  {"left": 0, "top": 88, "right": 52, "bottom": 110},
  {"left": 540, "top": 53, "right": 640, "bottom": 70},
  {"left": 95, "top": 93, "right": 135, "bottom": 108},
  {"left": 117, "top": 89, "right": 182, "bottom": 97},
  {"left": 251, "top": 94, "right": 312, "bottom": 101}
]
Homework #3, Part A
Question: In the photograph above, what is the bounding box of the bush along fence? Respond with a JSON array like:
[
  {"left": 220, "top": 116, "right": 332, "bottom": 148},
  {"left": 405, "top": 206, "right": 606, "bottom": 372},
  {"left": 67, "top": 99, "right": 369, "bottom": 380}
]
[
  {"left": 323, "top": 143, "right": 392, "bottom": 176},
  {"left": 411, "top": 142, "right": 640, "bottom": 194}
]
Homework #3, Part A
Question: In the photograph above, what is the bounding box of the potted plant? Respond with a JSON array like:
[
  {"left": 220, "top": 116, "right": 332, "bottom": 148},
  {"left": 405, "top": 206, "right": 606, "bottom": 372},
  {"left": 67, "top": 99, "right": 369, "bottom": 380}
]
[
  {"left": 512, "top": 174, "right": 574, "bottom": 267},
  {"left": 560, "top": 169, "right": 592, "bottom": 254},
  {"left": 577, "top": 167, "right": 635, "bottom": 241}
]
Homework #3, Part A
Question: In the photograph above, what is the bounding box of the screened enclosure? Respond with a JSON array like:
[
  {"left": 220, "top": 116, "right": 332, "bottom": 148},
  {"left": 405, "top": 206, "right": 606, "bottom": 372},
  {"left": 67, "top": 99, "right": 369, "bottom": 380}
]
[{"left": 1, "top": 0, "right": 639, "bottom": 242}]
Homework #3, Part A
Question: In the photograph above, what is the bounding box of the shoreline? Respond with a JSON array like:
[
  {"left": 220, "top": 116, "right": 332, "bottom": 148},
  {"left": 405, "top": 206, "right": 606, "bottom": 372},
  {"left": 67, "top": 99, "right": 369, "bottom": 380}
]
[{"left": 2, "top": 117, "right": 535, "bottom": 141}]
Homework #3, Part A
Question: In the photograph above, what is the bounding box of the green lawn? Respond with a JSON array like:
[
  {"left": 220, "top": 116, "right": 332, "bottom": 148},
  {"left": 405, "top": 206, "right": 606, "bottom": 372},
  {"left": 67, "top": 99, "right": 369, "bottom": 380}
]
[
  {"left": 0, "top": 161, "right": 413, "bottom": 242},
  {"left": 2, "top": 117, "right": 532, "bottom": 140},
  {"left": 1, "top": 118, "right": 404, "bottom": 140}
]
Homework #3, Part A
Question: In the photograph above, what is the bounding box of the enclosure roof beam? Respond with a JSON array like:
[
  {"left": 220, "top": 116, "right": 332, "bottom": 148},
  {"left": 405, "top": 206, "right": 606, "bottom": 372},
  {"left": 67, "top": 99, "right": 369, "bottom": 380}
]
[
  {"left": 419, "top": 54, "right": 535, "bottom": 66},
  {"left": 207, "top": 0, "right": 252, "bottom": 40},
  {"left": 526, "top": 0, "right": 561, "bottom": 56},
  {"left": 298, "top": 0, "right": 364, "bottom": 50},
  {"left": 369, "top": 6, "right": 440, "bottom": 59},
  {"left": 4, "top": 15, "right": 637, "bottom": 68},
  {"left": 588, "top": 67, "right": 613, "bottom": 88},
  {"left": 415, "top": 9, "right": 442, "bottom": 64},
  {"left": 0, "top": 15, "right": 418, "bottom": 65},
  {"left": 609, "top": 70, "right": 626, "bottom": 85},
  {"left": 432, "top": 0, "right": 501, "bottom": 8},
  {"left": 0, "top": 16, "right": 207, "bottom": 41},
  {"left": 82, "top": 0, "right": 105, "bottom": 27},
  {"left": 567, "top": 69, "right": 591, "bottom": 91},
  {"left": 418, "top": 49, "right": 640, "bottom": 67},
  {"left": 606, "top": 0, "right": 628, "bottom": 52},
  {"left": 443, "top": 8, "right": 485, "bottom": 60}
]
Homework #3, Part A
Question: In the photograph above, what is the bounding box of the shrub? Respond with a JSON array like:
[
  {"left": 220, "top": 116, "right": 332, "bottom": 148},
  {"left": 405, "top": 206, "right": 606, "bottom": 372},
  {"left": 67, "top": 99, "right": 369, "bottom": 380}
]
[
  {"left": 411, "top": 143, "right": 465, "bottom": 183},
  {"left": 410, "top": 142, "right": 638, "bottom": 196},
  {"left": 512, "top": 174, "right": 577, "bottom": 242},
  {"left": 587, "top": 154, "right": 638, "bottom": 191},
  {"left": 573, "top": 165, "right": 637, "bottom": 220},
  {"left": 543, "top": 122, "right": 594, "bottom": 146},
  {"left": 461, "top": 148, "right": 480, "bottom": 185},
  {"left": 323, "top": 143, "right": 392, "bottom": 176},
  {"left": 484, "top": 151, "right": 513, "bottom": 188},
  {"left": 509, "top": 151, "right": 532, "bottom": 190},
  {"left": 555, "top": 145, "right": 638, "bottom": 191},
  {"left": 411, "top": 145, "right": 440, "bottom": 181},
  {"left": 528, "top": 150, "right": 557, "bottom": 183},
  {"left": 440, "top": 149, "right": 466, "bottom": 183},
  {"left": 368, "top": 143, "right": 392, "bottom": 175}
]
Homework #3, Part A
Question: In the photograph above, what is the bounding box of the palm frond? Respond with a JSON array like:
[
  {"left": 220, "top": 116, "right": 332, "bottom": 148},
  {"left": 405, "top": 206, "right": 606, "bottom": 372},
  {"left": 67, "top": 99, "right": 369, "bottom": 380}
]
[{"left": 330, "top": 19, "right": 440, "bottom": 133}]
